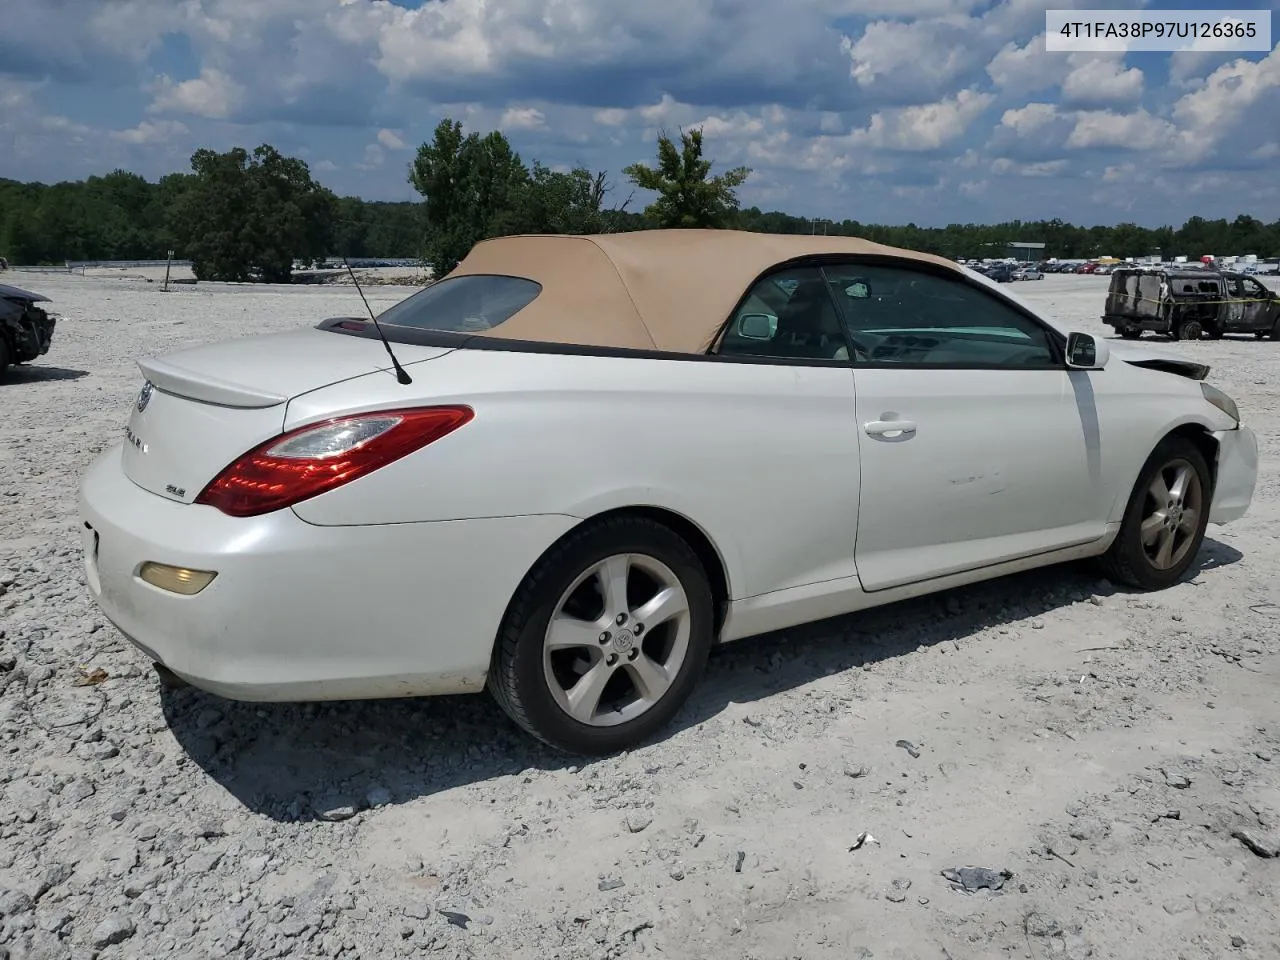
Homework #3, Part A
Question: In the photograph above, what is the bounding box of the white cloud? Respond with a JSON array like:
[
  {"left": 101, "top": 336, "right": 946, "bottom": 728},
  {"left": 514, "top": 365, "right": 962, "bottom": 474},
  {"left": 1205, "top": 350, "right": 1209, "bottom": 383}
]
[
  {"left": 111, "top": 119, "right": 189, "bottom": 144},
  {"left": 500, "top": 106, "right": 547, "bottom": 130},
  {"left": 148, "top": 67, "right": 245, "bottom": 120},
  {"left": 1065, "top": 108, "right": 1177, "bottom": 151},
  {"left": 376, "top": 128, "right": 407, "bottom": 150},
  {"left": 1102, "top": 162, "right": 1137, "bottom": 181},
  {"left": 853, "top": 88, "right": 995, "bottom": 150},
  {"left": 593, "top": 107, "right": 630, "bottom": 126},
  {"left": 1060, "top": 55, "right": 1144, "bottom": 108},
  {"left": 986, "top": 34, "right": 1060, "bottom": 91},
  {"left": 843, "top": 17, "right": 979, "bottom": 97},
  {"left": 999, "top": 102, "right": 1060, "bottom": 136},
  {"left": 1170, "top": 47, "right": 1280, "bottom": 161},
  {"left": 990, "top": 157, "right": 1070, "bottom": 177}
]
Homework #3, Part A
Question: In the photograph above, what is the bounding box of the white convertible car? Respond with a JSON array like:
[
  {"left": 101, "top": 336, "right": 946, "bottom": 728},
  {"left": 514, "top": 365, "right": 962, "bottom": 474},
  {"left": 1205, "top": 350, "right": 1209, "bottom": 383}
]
[{"left": 79, "top": 230, "right": 1258, "bottom": 754}]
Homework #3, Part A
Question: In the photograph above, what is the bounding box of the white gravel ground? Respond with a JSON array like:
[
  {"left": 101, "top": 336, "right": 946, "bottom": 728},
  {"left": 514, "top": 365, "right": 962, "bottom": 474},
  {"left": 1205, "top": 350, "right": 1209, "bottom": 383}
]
[{"left": 1, "top": 270, "right": 1278, "bottom": 960}]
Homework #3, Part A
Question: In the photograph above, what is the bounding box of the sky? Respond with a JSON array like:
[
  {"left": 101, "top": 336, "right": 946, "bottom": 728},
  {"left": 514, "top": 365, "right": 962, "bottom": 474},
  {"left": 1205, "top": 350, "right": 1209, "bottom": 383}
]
[{"left": 0, "top": 0, "right": 1277, "bottom": 228}]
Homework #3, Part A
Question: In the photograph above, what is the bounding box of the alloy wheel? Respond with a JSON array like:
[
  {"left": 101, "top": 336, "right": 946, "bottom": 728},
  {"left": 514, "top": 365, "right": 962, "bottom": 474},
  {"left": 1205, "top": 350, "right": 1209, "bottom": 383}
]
[
  {"left": 542, "top": 552, "right": 692, "bottom": 727},
  {"left": 1140, "top": 458, "right": 1203, "bottom": 571}
]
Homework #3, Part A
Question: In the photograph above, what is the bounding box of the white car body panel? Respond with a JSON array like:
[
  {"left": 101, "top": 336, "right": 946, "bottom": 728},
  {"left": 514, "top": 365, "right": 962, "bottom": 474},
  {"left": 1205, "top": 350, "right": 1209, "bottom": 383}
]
[
  {"left": 77, "top": 255, "right": 1260, "bottom": 705},
  {"left": 851, "top": 367, "right": 1103, "bottom": 591},
  {"left": 80, "top": 445, "right": 577, "bottom": 699},
  {"left": 287, "top": 348, "right": 863, "bottom": 601}
]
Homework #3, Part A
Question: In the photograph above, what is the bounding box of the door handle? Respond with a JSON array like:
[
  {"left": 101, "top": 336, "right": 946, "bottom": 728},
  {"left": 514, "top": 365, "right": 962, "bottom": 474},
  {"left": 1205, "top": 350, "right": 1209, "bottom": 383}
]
[{"left": 864, "top": 419, "right": 917, "bottom": 438}]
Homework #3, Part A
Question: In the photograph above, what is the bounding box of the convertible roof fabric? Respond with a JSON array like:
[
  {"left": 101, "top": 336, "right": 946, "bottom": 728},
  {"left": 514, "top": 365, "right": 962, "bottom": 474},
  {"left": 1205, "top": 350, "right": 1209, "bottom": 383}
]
[{"left": 444, "top": 229, "right": 963, "bottom": 353}]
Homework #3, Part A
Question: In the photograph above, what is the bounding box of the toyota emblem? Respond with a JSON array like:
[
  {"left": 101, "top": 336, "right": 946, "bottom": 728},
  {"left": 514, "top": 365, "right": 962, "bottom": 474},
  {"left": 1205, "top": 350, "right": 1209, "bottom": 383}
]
[{"left": 137, "top": 381, "right": 154, "bottom": 413}]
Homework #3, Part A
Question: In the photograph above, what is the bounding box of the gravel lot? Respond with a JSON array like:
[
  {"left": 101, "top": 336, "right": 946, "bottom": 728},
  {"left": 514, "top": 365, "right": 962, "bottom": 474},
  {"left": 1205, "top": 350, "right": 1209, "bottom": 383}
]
[{"left": 2, "top": 270, "right": 1278, "bottom": 960}]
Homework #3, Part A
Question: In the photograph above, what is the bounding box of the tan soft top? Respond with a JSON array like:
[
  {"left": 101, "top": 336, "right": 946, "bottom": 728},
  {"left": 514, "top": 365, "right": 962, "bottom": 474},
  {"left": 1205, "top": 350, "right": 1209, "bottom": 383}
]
[{"left": 444, "top": 228, "right": 964, "bottom": 353}]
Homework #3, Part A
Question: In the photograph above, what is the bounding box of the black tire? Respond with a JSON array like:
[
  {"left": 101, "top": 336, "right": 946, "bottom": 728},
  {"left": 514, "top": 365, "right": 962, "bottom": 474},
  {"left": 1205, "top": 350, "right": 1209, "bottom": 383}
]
[
  {"left": 1120, "top": 327, "right": 1142, "bottom": 340},
  {"left": 1099, "top": 436, "right": 1212, "bottom": 590},
  {"left": 488, "top": 515, "right": 715, "bottom": 755},
  {"left": 0, "top": 336, "right": 9, "bottom": 380},
  {"left": 1206, "top": 324, "right": 1224, "bottom": 340},
  {"left": 1177, "top": 319, "right": 1204, "bottom": 340},
  {"left": 1269, "top": 320, "right": 1280, "bottom": 342}
]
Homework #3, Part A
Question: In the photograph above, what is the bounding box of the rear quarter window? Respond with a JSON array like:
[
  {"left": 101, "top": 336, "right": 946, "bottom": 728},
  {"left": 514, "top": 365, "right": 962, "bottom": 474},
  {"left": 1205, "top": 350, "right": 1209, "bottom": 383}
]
[{"left": 376, "top": 275, "right": 542, "bottom": 332}]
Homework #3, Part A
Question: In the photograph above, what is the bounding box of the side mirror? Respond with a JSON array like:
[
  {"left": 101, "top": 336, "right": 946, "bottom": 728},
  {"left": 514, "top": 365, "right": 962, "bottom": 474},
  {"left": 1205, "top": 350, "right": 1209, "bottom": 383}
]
[
  {"left": 1066, "top": 331, "right": 1109, "bottom": 370},
  {"left": 738, "top": 313, "right": 775, "bottom": 340}
]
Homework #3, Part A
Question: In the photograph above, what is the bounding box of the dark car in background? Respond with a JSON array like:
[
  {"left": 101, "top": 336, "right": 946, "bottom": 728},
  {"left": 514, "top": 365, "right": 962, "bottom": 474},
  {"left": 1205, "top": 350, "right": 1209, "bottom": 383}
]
[
  {"left": 1102, "top": 267, "right": 1280, "bottom": 341},
  {"left": 0, "top": 283, "right": 57, "bottom": 378}
]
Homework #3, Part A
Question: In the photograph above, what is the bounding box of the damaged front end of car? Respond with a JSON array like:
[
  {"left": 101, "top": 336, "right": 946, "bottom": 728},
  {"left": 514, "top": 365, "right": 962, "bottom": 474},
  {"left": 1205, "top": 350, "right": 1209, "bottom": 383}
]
[{"left": 0, "top": 282, "right": 57, "bottom": 377}]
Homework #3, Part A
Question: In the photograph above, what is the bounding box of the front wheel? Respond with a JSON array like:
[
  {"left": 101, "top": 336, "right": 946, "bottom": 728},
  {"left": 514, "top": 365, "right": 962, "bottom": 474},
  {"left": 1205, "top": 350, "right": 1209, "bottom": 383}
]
[
  {"left": 1269, "top": 320, "right": 1280, "bottom": 341},
  {"left": 488, "top": 515, "right": 715, "bottom": 755},
  {"left": 1099, "top": 437, "right": 1211, "bottom": 590}
]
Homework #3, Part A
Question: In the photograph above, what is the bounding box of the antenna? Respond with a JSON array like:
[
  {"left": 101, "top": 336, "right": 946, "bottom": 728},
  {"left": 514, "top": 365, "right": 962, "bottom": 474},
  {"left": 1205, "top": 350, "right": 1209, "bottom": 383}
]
[{"left": 343, "top": 257, "right": 412, "bottom": 385}]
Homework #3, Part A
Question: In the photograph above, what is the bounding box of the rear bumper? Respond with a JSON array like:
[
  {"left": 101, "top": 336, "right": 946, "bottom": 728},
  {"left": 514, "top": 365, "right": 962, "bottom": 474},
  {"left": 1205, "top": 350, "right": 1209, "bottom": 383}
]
[
  {"left": 78, "top": 445, "right": 577, "bottom": 701},
  {"left": 1209, "top": 425, "right": 1258, "bottom": 525}
]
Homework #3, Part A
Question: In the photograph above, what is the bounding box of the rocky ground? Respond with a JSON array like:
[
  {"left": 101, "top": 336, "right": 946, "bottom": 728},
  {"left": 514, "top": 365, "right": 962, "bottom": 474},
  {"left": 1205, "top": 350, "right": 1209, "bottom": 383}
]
[{"left": 1, "top": 271, "right": 1278, "bottom": 960}]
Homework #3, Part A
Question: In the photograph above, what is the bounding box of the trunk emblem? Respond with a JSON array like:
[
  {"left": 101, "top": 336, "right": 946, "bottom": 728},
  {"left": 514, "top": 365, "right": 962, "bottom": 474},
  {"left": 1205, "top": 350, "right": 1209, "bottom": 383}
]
[{"left": 137, "top": 381, "right": 154, "bottom": 413}]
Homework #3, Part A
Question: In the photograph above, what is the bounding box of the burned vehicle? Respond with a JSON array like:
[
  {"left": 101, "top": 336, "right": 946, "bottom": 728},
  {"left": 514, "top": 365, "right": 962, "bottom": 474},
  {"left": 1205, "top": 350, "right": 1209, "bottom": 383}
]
[
  {"left": 0, "top": 282, "right": 57, "bottom": 378},
  {"left": 1102, "top": 267, "right": 1280, "bottom": 341}
]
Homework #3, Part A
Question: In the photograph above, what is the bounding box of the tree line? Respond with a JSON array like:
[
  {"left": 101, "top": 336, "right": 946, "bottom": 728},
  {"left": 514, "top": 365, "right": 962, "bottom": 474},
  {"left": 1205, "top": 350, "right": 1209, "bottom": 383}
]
[{"left": 2, "top": 121, "right": 1277, "bottom": 282}]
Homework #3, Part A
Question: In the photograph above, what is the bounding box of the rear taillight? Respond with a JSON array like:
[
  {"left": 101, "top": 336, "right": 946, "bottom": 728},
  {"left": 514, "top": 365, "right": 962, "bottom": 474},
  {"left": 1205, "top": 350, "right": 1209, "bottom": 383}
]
[{"left": 195, "top": 406, "right": 473, "bottom": 517}]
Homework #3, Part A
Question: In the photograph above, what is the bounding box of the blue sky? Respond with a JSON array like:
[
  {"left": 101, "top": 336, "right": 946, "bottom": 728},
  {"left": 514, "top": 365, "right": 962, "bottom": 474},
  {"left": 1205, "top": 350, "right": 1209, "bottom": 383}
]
[{"left": 1, "top": 0, "right": 1277, "bottom": 227}]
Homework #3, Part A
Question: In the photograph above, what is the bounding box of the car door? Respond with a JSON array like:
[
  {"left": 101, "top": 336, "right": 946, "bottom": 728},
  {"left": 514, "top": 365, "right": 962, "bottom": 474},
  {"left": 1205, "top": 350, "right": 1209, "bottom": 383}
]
[
  {"left": 822, "top": 260, "right": 1108, "bottom": 592},
  {"left": 708, "top": 265, "right": 863, "bottom": 600},
  {"left": 1239, "top": 276, "right": 1277, "bottom": 333}
]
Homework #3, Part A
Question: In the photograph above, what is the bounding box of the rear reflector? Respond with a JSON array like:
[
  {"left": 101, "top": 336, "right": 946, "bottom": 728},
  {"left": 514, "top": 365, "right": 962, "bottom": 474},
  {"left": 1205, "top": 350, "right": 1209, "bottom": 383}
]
[
  {"left": 139, "top": 562, "right": 218, "bottom": 595},
  {"left": 195, "top": 405, "right": 474, "bottom": 517}
]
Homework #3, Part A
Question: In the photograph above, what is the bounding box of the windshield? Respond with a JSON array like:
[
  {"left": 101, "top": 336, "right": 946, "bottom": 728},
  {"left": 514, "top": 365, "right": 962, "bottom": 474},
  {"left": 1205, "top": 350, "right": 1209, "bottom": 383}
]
[{"left": 376, "top": 275, "right": 542, "bottom": 333}]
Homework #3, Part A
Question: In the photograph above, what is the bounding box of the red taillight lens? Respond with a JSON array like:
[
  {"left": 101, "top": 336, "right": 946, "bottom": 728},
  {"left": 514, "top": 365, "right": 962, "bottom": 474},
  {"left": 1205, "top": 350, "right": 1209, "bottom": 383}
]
[{"left": 195, "top": 406, "right": 474, "bottom": 517}]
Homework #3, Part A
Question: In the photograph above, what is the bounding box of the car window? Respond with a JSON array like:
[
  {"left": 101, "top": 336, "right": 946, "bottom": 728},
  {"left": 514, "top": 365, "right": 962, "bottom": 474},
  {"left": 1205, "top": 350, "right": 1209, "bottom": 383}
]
[
  {"left": 714, "top": 266, "right": 852, "bottom": 362},
  {"left": 822, "top": 262, "right": 1056, "bottom": 368},
  {"left": 1242, "top": 278, "right": 1268, "bottom": 299},
  {"left": 1225, "top": 277, "right": 1245, "bottom": 297},
  {"left": 375, "top": 275, "right": 541, "bottom": 332}
]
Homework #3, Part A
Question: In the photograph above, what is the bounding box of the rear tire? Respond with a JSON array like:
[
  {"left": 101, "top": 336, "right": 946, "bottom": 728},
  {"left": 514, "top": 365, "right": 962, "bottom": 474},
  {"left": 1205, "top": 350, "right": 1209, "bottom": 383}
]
[
  {"left": 0, "top": 337, "right": 9, "bottom": 379},
  {"left": 487, "top": 515, "right": 715, "bottom": 755},
  {"left": 1177, "top": 319, "right": 1204, "bottom": 340},
  {"left": 1099, "top": 437, "right": 1212, "bottom": 591},
  {"left": 1269, "top": 320, "right": 1280, "bottom": 341},
  {"left": 1120, "top": 327, "right": 1142, "bottom": 340}
]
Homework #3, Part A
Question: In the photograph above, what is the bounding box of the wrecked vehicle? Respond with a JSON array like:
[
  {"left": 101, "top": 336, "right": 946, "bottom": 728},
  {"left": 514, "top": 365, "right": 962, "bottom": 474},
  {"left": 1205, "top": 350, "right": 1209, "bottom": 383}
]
[
  {"left": 1102, "top": 267, "right": 1280, "bottom": 341},
  {"left": 0, "top": 282, "right": 57, "bottom": 378}
]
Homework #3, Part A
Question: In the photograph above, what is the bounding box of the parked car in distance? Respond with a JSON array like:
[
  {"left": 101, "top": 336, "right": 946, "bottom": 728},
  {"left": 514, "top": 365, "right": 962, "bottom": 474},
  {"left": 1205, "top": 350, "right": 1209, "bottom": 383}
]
[
  {"left": 1103, "top": 266, "right": 1280, "bottom": 341},
  {"left": 1016, "top": 266, "right": 1045, "bottom": 280},
  {"left": 78, "top": 229, "right": 1258, "bottom": 754},
  {"left": 0, "top": 282, "right": 57, "bottom": 379},
  {"left": 986, "top": 262, "right": 1018, "bottom": 282}
]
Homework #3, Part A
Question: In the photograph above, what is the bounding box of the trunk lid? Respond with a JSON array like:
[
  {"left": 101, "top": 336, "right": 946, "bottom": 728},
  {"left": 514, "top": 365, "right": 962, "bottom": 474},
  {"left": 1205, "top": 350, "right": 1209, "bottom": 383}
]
[{"left": 122, "top": 325, "right": 454, "bottom": 504}]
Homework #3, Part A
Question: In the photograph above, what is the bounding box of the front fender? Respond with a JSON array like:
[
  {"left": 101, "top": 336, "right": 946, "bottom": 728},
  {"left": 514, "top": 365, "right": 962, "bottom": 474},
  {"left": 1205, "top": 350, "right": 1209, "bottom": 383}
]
[{"left": 1105, "top": 413, "right": 1238, "bottom": 525}]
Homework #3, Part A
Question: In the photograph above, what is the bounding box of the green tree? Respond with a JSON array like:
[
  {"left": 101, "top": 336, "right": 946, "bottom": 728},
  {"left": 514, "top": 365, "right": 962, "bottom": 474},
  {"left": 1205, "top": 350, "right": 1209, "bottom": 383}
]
[
  {"left": 409, "top": 119, "right": 532, "bottom": 275},
  {"left": 169, "top": 144, "right": 335, "bottom": 282},
  {"left": 519, "top": 163, "right": 630, "bottom": 234},
  {"left": 623, "top": 127, "right": 751, "bottom": 229}
]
